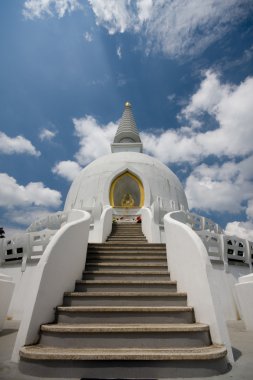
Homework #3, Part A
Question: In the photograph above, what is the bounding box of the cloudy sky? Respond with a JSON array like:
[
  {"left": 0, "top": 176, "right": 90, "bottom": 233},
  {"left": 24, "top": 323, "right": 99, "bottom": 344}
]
[{"left": 0, "top": 0, "right": 253, "bottom": 240}]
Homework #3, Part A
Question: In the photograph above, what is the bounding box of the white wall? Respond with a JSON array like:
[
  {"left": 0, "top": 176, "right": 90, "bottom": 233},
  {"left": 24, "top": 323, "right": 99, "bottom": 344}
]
[
  {"left": 1, "top": 264, "right": 38, "bottom": 320},
  {"left": 211, "top": 264, "right": 239, "bottom": 321},
  {"left": 89, "top": 206, "right": 112, "bottom": 243},
  {"left": 141, "top": 207, "right": 160, "bottom": 243},
  {"left": 12, "top": 209, "right": 90, "bottom": 362},
  {"left": 164, "top": 211, "right": 233, "bottom": 363},
  {"left": 235, "top": 274, "right": 253, "bottom": 331},
  {"left": 0, "top": 274, "right": 15, "bottom": 331}
]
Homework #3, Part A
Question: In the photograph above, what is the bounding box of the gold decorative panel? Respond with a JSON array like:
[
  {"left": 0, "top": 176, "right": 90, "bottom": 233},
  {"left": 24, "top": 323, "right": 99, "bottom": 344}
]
[{"left": 110, "top": 171, "right": 144, "bottom": 208}]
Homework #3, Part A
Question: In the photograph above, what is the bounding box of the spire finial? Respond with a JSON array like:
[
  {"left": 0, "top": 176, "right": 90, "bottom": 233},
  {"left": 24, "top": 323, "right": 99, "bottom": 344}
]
[{"left": 111, "top": 102, "right": 143, "bottom": 153}]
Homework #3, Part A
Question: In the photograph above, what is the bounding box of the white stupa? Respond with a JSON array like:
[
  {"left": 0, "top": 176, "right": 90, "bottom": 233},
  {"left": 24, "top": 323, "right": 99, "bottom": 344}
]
[{"left": 64, "top": 102, "right": 188, "bottom": 216}]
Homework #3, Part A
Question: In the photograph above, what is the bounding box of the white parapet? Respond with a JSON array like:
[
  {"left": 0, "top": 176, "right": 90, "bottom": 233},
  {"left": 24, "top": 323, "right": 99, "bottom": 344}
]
[
  {"left": 235, "top": 273, "right": 253, "bottom": 331},
  {"left": 89, "top": 205, "right": 113, "bottom": 243},
  {"left": 0, "top": 273, "right": 15, "bottom": 331},
  {"left": 141, "top": 207, "right": 160, "bottom": 243},
  {"left": 164, "top": 211, "right": 234, "bottom": 363},
  {"left": 12, "top": 209, "right": 91, "bottom": 362}
]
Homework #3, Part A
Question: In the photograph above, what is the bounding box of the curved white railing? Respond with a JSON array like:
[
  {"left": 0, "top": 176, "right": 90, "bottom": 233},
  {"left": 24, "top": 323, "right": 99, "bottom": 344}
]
[
  {"left": 141, "top": 203, "right": 253, "bottom": 270},
  {"left": 26, "top": 212, "right": 68, "bottom": 232},
  {"left": 164, "top": 210, "right": 233, "bottom": 362},
  {"left": 12, "top": 209, "right": 91, "bottom": 362},
  {"left": 141, "top": 207, "right": 160, "bottom": 243},
  {"left": 0, "top": 211, "right": 68, "bottom": 271},
  {"left": 89, "top": 205, "right": 113, "bottom": 243}
]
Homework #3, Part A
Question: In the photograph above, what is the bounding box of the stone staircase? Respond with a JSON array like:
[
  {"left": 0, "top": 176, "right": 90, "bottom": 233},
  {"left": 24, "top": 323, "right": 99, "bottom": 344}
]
[{"left": 19, "top": 223, "right": 228, "bottom": 378}]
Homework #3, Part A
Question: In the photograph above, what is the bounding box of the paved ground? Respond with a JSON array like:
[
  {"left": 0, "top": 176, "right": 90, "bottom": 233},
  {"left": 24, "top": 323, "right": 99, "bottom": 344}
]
[{"left": 0, "top": 319, "right": 252, "bottom": 380}]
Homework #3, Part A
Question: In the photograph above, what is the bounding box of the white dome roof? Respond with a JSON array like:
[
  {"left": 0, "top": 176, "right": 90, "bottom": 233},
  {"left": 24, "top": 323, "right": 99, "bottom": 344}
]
[{"left": 64, "top": 152, "right": 188, "bottom": 212}]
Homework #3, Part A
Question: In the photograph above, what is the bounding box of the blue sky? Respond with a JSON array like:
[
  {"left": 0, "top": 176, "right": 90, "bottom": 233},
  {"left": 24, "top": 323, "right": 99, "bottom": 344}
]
[{"left": 0, "top": 0, "right": 253, "bottom": 240}]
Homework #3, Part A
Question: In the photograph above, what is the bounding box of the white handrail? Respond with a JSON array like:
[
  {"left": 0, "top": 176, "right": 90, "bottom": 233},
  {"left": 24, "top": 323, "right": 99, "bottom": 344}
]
[
  {"left": 164, "top": 210, "right": 233, "bottom": 363},
  {"left": 12, "top": 209, "right": 91, "bottom": 362}
]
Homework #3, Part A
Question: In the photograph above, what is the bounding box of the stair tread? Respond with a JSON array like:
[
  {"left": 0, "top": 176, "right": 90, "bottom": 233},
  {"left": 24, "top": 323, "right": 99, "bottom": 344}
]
[
  {"left": 77, "top": 280, "right": 176, "bottom": 284},
  {"left": 89, "top": 243, "right": 166, "bottom": 246},
  {"left": 83, "top": 270, "right": 169, "bottom": 274},
  {"left": 41, "top": 323, "right": 209, "bottom": 332},
  {"left": 64, "top": 291, "right": 187, "bottom": 297},
  {"left": 89, "top": 249, "right": 165, "bottom": 251},
  {"left": 87, "top": 257, "right": 167, "bottom": 261},
  {"left": 86, "top": 262, "right": 167, "bottom": 268},
  {"left": 20, "top": 345, "right": 227, "bottom": 361},
  {"left": 57, "top": 305, "right": 193, "bottom": 312}
]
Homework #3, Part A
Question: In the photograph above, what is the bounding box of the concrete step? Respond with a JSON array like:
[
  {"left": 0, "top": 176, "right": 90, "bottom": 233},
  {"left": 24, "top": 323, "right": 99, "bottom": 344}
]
[
  {"left": 63, "top": 291, "right": 187, "bottom": 306},
  {"left": 56, "top": 306, "right": 195, "bottom": 324},
  {"left": 89, "top": 243, "right": 165, "bottom": 249},
  {"left": 86, "top": 255, "right": 167, "bottom": 262},
  {"left": 20, "top": 344, "right": 227, "bottom": 360},
  {"left": 110, "top": 232, "right": 143, "bottom": 235},
  {"left": 19, "top": 345, "right": 228, "bottom": 378},
  {"left": 75, "top": 279, "right": 177, "bottom": 292},
  {"left": 110, "top": 229, "right": 144, "bottom": 232},
  {"left": 108, "top": 235, "right": 145, "bottom": 237},
  {"left": 83, "top": 270, "right": 170, "bottom": 280},
  {"left": 107, "top": 235, "right": 146, "bottom": 238},
  {"left": 106, "top": 238, "right": 147, "bottom": 242},
  {"left": 88, "top": 247, "right": 166, "bottom": 256},
  {"left": 111, "top": 225, "right": 142, "bottom": 227},
  {"left": 85, "top": 263, "right": 168, "bottom": 271},
  {"left": 110, "top": 232, "right": 144, "bottom": 234},
  {"left": 111, "top": 230, "right": 143, "bottom": 233},
  {"left": 39, "top": 323, "right": 211, "bottom": 348}
]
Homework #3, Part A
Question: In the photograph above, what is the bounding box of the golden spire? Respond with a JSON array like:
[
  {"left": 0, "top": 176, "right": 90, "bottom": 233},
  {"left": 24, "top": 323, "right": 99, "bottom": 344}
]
[{"left": 125, "top": 101, "right": 131, "bottom": 107}]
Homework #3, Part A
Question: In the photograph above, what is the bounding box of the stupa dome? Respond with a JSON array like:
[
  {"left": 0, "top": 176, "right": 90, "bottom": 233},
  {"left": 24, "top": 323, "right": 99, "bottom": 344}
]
[{"left": 64, "top": 151, "right": 188, "bottom": 212}]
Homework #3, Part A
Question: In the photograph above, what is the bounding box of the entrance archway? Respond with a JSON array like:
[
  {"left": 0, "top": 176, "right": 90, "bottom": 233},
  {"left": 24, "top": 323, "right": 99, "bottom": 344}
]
[{"left": 109, "top": 171, "right": 144, "bottom": 208}]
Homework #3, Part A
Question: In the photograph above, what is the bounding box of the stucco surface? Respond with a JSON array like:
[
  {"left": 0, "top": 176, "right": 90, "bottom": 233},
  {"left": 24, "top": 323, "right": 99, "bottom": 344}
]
[{"left": 64, "top": 152, "right": 188, "bottom": 212}]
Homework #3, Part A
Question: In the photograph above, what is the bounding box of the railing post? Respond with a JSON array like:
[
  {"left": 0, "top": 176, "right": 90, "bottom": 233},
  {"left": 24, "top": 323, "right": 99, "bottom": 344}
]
[
  {"left": 0, "top": 238, "right": 4, "bottom": 266},
  {"left": 246, "top": 240, "right": 252, "bottom": 273},
  {"left": 220, "top": 235, "right": 229, "bottom": 273}
]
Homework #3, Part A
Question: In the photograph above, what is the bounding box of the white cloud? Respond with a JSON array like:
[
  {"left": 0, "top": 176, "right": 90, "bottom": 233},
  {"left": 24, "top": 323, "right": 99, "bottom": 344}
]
[
  {"left": 39, "top": 128, "right": 57, "bottom": 141},
  {"left": 225, "top": 221, "right": 253, "bottom": 242},
  {"left": 116, "top": 46, "right": 122, "bottom": 59},
  {"left": 136, "top": 0, "right": 153, "bottom": 24},
  {"left": 88, "top": 0, "right": 252, "bottom": 57},
  {"left": 246, "top": 199, "right": 253, "bottom": 219},
  {"left": 184, "top": 157, "right": 253, "bottom": 241},
  {"left": 52, "top": 160, "right": 82, "bottom": 181},
  {"left": 73, "top": 116, "right": 117, "bottom": 165},
  {"left": 184, "top": 160, "right": 253, "bottom": 213},
  {"left": 141, "top": 129, "right": 201, "bottom": 164},
  {"left": 167, "top": 94, "right": 176, "bottom": 103},
  {"left": 23, "top": 0, "right": 82, "bottom": 19},
  {"left": 88, "top": 0, "right": 132, "bottom": 34},
  {"left": 143, "top": 72, "right": 253, "bottom": 164},
  {"left": 0, "top": 132, "right": 40, "bottom": 156},
  {"left": 84, "top": 32, "right": 93, "bottom": 42},
  {"left": 51, "top": 116, "right": 117, "bottom": 181},
  {"left": 4, "top": 208, "right": 55, "bottom": 227},
  {"left": 23, "top": 1, "right": 252, "bottom": 57},
  {"left": 0, "top": 173, "right": 62, "bottom": 208},
  {"left": 182, "top": 71, "right": 228, "bottom": 117},
  {"left": 182, "top": 71, "right": 253, "bottom": 158}
]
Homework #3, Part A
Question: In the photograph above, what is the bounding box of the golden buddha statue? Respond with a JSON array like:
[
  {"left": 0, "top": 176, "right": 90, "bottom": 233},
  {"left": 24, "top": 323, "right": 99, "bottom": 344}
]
[{"left": 121, "top": 193, "right": 135, "bottom": 207}]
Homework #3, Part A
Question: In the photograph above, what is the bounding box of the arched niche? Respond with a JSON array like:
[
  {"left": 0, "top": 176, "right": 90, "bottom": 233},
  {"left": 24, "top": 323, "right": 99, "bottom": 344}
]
[{"left": 109, "top": 171, "right": 144, "bottom": 208}]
